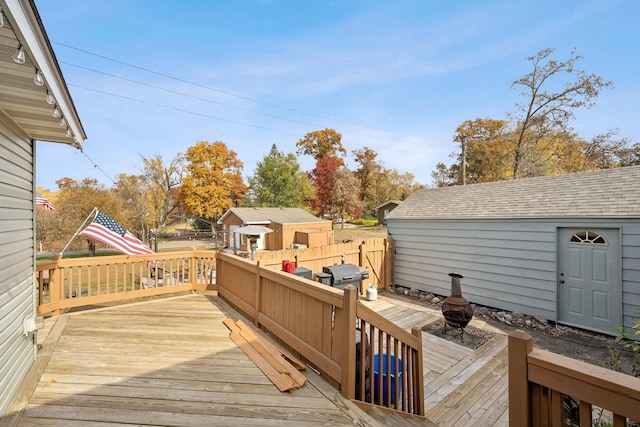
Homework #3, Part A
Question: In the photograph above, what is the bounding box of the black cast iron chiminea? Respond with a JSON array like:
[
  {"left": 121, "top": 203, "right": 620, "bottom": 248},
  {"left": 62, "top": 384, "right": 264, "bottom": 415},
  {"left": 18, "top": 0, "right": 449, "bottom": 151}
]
[{"left": 441, "top": 272, "right": 474, "bottom": 341}]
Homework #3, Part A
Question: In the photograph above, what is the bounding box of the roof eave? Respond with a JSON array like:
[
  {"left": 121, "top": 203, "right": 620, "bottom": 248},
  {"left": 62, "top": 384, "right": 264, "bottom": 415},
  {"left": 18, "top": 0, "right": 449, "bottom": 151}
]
[{"left": 3, "top": 0, "right": 86, "bottom": 148}]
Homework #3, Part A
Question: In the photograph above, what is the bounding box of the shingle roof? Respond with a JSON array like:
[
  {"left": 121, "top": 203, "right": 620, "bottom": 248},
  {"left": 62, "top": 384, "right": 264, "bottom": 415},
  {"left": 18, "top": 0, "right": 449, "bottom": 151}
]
[
  {"left": 219, "top": 207, "right": 329, "bottom": 224},
  {"left": 387, "top": 166, "right": 640, "bottom": 220}
]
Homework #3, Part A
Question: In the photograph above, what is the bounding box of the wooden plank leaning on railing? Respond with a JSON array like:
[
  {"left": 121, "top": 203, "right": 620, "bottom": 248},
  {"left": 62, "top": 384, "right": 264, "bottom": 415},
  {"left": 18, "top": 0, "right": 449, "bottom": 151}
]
[
  {"left": 509, "top": 330, "right": 640, "bottom": 427},
  {"left": 36, "top": 247, "right": 217, "bottom": 316},
  {"left": 215, "top": 251, "right": 424, "bottom": 418}
]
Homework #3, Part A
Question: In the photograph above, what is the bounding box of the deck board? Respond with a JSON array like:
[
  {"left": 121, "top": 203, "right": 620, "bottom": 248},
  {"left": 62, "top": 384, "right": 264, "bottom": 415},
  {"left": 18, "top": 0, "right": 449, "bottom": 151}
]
[
  {"left": 19, "top": 294, "right": 360, "bottom": 427},
  {"left": 22, "top": 292, "right": 511, "bottom": 427}
]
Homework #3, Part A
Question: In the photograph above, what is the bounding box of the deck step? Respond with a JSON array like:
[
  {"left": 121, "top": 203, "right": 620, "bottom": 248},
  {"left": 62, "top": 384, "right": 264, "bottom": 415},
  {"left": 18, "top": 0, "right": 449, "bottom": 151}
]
[
  {"left": 367, "top": 406, "right": 439, "bottom": 426},
  {"left": 424, "top": 333, "right": 508, "bottom": 411}
]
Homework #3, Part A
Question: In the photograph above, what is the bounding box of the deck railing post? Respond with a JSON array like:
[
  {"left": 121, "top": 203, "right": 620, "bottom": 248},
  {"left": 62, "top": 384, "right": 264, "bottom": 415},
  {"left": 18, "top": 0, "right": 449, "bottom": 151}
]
[
  {"left": 189, "top": 248, "right": 197, "bottom": 289},
  {"left": 411, "top": 326, "right": 425, "bottom": 416},
  {"left": 48, "top": 254, "right": 62, "bottom": 316},
  {"left": 340, "top": 285, "right": 357, "bottom": 399},
  {"left": 254, "top": 260, "right": 261, "bottom": 327},
  {"left": 359, "top": 241, "right": 366, "bottom": 295},
  {"left": 509, "top": 329, "right": 533, "bottom": 427}
]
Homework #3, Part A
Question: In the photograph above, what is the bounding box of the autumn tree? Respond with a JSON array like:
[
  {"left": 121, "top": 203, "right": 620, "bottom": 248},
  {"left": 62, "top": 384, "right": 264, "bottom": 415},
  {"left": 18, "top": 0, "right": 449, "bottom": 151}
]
[
  {"left": 180, "top": 141, "right": 247, "bottom": 228},
  {"left": 35, "top": 188, "right": 60, "bottom": 252},
  {"left": 296, "top": 128, "right": 346, "bottom": 162},
  {"left": 113, "top": 173, "right": 152, "bottom": 243},
  {"left": 330, "top": 167, "right": 364, "bottom": 227},
  {"left": 352, "top": 147, "right": 382, "bottom": 212},
  {"left": 372, "top": 168, "right": 422, "bottom": 206},
  {"left": 352, "top": 146, "right": 421, "bottom": 212},
  {"left": 308, "top": 155, "right": 341, "bottom": 217},
  {"left": 453, "top": 118, "right": 512, "bottom": 184},
  {"left": 433, "top": 49, "right": 630, "bottom": 186},
  {"left": 248, "top": 144, "right": 315, "bottom": 207},
  {"left": 54, "top": 177, "right": 128, "bottom": 255},
  {"left": 510, "top": 48, "right": 612, "bottom": 179},
  {"left": 139, "top": 153, "right": 183, "bottom": 228}
]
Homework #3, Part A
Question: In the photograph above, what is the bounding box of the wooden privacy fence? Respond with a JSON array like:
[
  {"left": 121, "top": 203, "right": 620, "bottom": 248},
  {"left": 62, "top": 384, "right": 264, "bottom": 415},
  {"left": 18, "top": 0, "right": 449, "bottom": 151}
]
[
  {"left": 215, "top": 251, "right": 424, "bottom": 417},
  {"left": 509, "top": 330, "right": 640, "bottom": 426},
  {"left": 36, "top": 247, "right": 217, "bottom": 316},
  {"left": 253, "top": 238, "right": 394, "bottom": 292}
]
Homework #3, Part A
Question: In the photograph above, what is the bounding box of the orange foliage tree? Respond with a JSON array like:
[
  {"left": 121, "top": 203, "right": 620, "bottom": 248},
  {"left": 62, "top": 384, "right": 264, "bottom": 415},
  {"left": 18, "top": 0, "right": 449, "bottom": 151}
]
[{"left": 180, "top": 141, "right": 247, "bottom": 226}]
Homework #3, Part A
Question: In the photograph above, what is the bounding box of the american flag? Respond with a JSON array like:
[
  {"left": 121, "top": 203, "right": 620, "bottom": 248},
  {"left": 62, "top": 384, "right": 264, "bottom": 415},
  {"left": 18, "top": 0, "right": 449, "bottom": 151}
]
[
  {"left": 79, "top": 210, "right": 154, "bottom": 255},
  {"left": 35, "top": 192, "right": 55, "bottom": 210}
]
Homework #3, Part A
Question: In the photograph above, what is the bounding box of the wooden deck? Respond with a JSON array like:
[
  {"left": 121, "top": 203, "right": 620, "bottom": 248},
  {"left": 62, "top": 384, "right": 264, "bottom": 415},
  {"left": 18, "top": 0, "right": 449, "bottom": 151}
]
[
  {"left": 361, "top": 295, "right": 510, "bottom": 426},
  {"left": 17, "top": 293, "right": 509, "bottom": 426}
]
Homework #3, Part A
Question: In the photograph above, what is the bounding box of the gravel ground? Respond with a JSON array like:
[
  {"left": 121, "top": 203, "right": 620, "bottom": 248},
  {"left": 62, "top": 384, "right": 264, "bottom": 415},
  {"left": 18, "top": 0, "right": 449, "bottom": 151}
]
[{"left": 382, "top": 288, "right": 639, "bottom": 377}]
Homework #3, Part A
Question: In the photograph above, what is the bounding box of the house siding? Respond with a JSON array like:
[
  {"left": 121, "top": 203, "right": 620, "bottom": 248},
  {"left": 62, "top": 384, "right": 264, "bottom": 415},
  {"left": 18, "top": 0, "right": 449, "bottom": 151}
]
[
  {"left": 622, "top": 225, "right": 640, "bottom": 329},
  {"left": 0, "top": 124, "right": 37, "bottom": 415},
  {"left": 388, "top": 218, "right": 640, "bottom": 330}
]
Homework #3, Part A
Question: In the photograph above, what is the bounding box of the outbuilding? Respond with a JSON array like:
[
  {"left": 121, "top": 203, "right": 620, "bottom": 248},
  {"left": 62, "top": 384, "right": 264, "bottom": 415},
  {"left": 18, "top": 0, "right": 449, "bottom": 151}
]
[
  {"left": 375, "top": 200, "right": 401, "bottom": 225},
  {"left": 0, "top": 0, "right": 86, "bottom": 417},
  {"left": 386, "top": 166, "right": 640, "bottom": 335},
  {"left": 218, "top": 207, "right": 333, "bottom": 252}
]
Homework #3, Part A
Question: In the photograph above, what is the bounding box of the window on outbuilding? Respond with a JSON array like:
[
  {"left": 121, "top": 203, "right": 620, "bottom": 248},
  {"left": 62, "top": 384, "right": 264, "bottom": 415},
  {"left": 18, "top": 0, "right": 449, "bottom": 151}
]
[{"left": 570, "top": 231, "right": 606, "bottom": 244}]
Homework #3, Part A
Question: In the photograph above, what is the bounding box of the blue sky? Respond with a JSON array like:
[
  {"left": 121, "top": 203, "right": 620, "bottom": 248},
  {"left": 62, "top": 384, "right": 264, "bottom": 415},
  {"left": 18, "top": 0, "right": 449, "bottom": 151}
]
[{"left": 35, "top": 0, "right": 640, "bottom": 191}]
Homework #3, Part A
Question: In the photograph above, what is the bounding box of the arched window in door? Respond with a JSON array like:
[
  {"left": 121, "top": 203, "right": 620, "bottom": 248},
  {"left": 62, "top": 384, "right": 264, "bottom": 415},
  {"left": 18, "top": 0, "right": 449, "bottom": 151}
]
[{"left": 569, "top": 230, "right": 607, "bottom": 244}]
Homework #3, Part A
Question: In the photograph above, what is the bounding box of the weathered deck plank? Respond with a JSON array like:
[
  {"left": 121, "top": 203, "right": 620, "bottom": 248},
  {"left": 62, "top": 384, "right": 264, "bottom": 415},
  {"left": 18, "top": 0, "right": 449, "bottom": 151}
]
[
  {"left": 22, "top": 292, "right": 511, "bottom": 427},
  {"left": 19, "top": 294, "right": 362, "bottom": 427}
]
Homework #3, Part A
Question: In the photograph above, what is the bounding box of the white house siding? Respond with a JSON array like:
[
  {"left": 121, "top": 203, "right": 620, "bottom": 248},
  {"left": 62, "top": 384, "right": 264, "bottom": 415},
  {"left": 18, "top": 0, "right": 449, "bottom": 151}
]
[
  {"left": 0, "top": 124, "right": 37, "bottom": 415},
  {"left": 388, "top": 218, "right": 640, "bottom": 330}
]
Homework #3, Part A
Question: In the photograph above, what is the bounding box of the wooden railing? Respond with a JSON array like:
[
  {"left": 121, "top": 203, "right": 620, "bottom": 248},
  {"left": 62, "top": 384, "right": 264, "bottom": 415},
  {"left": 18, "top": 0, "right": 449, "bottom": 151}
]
[
  {"left": 509, "top": 330, "right": 640, "bottom": 426},
  {"left": 354, "top": 304, "right": 424, "bottom": 416},
  {"left": 215, "top": 251, "right": 424, "bottom": 417},
  {"left": 253, "top": 238, "right": 394, "bottom": 292},
  {"left": 36, "top": 247, "right": 216, "bottom": 316}
]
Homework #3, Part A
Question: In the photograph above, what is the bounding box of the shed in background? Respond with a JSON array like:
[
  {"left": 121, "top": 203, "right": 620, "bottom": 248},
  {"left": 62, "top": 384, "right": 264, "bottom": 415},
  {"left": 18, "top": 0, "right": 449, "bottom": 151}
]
[
  {"left": 386, "top": 167, "right": 640, "bottom": 335},
  {"left": 218, "top": 207, "right": 333, "bottom": 252},
  {"left": 375, "top": 200, "right": 402, "bottom": 225}
]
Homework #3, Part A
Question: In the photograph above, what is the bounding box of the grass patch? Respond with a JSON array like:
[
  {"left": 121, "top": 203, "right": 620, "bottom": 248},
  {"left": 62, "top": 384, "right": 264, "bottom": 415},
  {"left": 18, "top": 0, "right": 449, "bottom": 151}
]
[{"left": 333, "top": 225, "right": 387, "bottom": 243}]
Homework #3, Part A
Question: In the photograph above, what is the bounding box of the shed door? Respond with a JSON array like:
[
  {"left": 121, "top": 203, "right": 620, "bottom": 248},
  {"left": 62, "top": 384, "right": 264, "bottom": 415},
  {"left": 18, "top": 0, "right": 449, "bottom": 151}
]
[{"left": 557, "top": 228, "right": 621, "bottom": 334}]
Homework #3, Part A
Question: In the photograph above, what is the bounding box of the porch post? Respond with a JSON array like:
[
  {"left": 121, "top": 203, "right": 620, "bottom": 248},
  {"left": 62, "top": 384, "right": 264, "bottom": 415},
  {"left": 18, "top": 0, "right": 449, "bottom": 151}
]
[
  {"left": 340, "top": 285, "right": 357, "bottom": 399},
  {"left": 509, "top": 329, "right": 533, "bottom": 427}
]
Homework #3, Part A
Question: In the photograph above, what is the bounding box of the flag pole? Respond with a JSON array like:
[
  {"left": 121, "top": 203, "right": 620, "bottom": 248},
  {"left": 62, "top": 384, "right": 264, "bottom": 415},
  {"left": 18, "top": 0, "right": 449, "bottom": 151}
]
[{"left": 60, "top": 207, "right": 98, "bottom": 256}]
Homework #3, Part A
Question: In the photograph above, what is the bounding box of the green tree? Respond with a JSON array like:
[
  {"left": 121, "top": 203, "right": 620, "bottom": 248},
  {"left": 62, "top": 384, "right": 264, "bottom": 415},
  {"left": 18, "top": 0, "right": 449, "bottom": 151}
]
[
  {"left": 248, "top": 144, "right": 315, "bottom": 207},
  {"left": 510, "top": 48, "right": 612, "bottom": 179},
  {"left": 296, "top": 128, "right": 346, "bottom": 162},
  {"left": 180, "top": 141, "right": 247, "bottom": 227}
]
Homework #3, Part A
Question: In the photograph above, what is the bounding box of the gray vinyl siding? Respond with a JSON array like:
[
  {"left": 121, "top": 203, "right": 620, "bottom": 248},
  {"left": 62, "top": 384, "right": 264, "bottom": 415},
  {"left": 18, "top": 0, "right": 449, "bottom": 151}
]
[
  {"left": 0, "top": 124, "right": 37, "bottom": 415},
  {"left": 388, "top": 218, "right": 640, "bottom": 330},
  {"left": 622, "top": 225, "right": 640, "bottom": 330}
]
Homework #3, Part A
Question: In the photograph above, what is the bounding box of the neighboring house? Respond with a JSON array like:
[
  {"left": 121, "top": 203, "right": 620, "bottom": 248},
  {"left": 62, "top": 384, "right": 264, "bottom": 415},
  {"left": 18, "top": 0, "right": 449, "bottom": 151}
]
[
  {"left": 386, "top": 167, "right": 640, "bottom": 335},
  {"left": 0, "top": 0, "right": 86, "bottom": 416},
  {"left": 375, "top": 200, "right": 401, "bottom": 225},
  {"left": 218, "top": 207, "right": 333, "bottom": 251}
]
